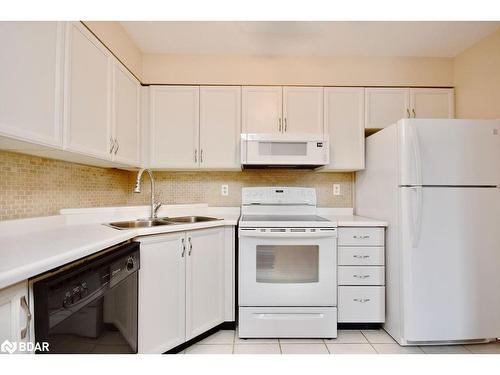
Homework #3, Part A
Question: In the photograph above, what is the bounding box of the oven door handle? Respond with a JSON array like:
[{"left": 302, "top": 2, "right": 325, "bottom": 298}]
[{"left": 238, "top": 230, "right": 337, "bottom": 238}]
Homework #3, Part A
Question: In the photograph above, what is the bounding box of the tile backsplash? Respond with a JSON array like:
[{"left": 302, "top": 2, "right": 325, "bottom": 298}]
[{"left": 0, "top": 150, "right": 353, "bottom": 221}]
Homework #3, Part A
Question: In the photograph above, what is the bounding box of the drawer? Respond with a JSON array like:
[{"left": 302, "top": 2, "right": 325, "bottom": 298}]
[
  {"left": 338, "top": 286, "right": 385, "bottom": 323},
  {"left": 338, "top": 246, "right": 385, "bottom": 265},
  {"left": 239, "top": 306, "right": 337, "bottom": 338},
  {"left": 338, "top": 227, "right": 385, "bottom": 246},
  {"left": 338, "top": 266, "right": 385, "bottom": 285}
]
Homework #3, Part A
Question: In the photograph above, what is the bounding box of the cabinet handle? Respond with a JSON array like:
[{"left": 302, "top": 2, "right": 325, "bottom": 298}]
[
  {"left": 353, "top": 275, "right": 371, "bottom": 279},
  {"left": 353, "top": 235, "right": 370, "bottom": 239},
  {"left": 406, "top": 108, "right": 410, "bottom": 118},
  {"left": 114, "top": 138, "right": 119, "bottom": 155},
  {"left": 200, "top": 149, "right": 203, "bottom": 163},
  {"left": 412, "top": 109, "right": 416, "bottom": 118},
  {"left": 278, "top": 118, "right": 282, "bottom": 132},
  {"left": 194, "top": 149, "right": 198, "bottom": 163},
  {"left": 109, "top": 137, "right": 115, "bottom": 154},
  {"left": 353, "top": 255, "right": 370, "bottom": 259},
  {"left": 353, "top": 298, "right": 371, "bottom": 303},
  {"left": 188, "top": 237, "right": 193, "bottom": 256},
  {"left": 181, "top": 238, "right": 186, "bottom": 257},
  {"left": 20, "top": 296, "right": 31, "bottom": 340},
  {"left": 284, "top": 118, "right": 287, "bottom": 132}
]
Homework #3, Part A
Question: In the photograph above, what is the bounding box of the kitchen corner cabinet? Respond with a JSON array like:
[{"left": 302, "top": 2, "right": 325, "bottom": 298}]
[
  {"left": 365, "top": 87, "right": 454, "bottom": 130},
  {"left": 0, "top": 281, "right": 31, "bottom": 353},
  {"left": 138, "top": 227, "right": 226, "bottom": 354},
  {"left": 322, "top": 88, "right": 365, "bottom": 171},
  {"left": 0, "top": 22, "right": 65, "bottom": 149},
  {"left": 242, "top": 86, "right": 323, "bottom": 135}
]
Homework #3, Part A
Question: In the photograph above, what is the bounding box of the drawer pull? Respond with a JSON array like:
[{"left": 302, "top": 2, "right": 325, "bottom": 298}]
[
  {"left": 353, "top": 255, "right": 370, "bottom": 259},
  {"left": 353, "top": 275, "right": 370, "bottom": 279},
  {"left": 353, "top": 235, "right": 370, "bottom": 239},
  {"left": 353, "top": 298, "right": 371, "bottom": 303}
]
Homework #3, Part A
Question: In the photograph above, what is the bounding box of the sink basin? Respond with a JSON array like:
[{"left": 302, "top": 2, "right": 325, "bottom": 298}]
[
  {"left": 161, "top": 216, "right": 222, "bottom": 224},
  {"left": 106, "top": 219, "right": 174, "bottom": 230}
]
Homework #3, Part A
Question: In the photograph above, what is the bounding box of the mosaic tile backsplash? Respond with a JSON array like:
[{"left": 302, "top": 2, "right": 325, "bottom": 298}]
[{"left": 0, "top": 150, "right": 353, "bottom": 221}]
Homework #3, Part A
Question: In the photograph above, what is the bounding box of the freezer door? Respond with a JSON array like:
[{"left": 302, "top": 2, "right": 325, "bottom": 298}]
[
  {"left": 399, "top": 119, "right": 500, "bottom": 186},
  {"left": 400, "top": 186, "right": 500, "bottom": 343}
]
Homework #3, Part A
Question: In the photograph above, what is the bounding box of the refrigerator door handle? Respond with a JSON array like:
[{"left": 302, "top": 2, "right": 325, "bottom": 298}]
[
  {"left": 409, "top": 123, "right": 423, "bottom": 186},
  {"left": 408, "top": 186, "right": 423, "bottom": 248}
]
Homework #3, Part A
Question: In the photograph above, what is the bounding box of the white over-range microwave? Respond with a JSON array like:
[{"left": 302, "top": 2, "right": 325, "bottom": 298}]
[{"left": 240, "top": 133, "right": 329, "bottom": 168}]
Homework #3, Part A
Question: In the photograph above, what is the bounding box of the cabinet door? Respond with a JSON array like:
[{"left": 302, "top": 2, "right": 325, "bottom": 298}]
[
  {"left": 64, "top": 22, "right": 112, "bottom": 159},
  {"left": 410, "top": 88, "right": 454, "bottom": 119},
  {"left": 185, "top": 228, "right": 225, "bottom": 340},
  {"left": 323, "top": 88, "right": 365, "bottom": 171},
  {"left": 0, "top": 22, "right": 64, "bottom": 148},
  {"left": 365, "top": 88, "right": 409, "bottom": 129},
  {"left": 199, "top": 86, "right": 241, "bottom": 170},
  {"left": 138, "top": 233, "right": 186, "bottom": 354},
  {"left": 283, "top": 87, "right": 323, "bottom": 133},
  {"left": 0, "top": 281, "right": 30, "bottom": 352},
  {"left": 150, "top": 86, "right": 199, "bottom": 168},
  {"left": 112, "top": 62, "right": 140, "bottom": 165},
  {"left": 242, "top": 86, "right": 282, "bottom": 134}
]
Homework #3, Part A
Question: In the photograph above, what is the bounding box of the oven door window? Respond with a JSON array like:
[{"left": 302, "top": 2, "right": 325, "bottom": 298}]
[{"left": 256, "top": 245, "right": 319, "bottom": 283}]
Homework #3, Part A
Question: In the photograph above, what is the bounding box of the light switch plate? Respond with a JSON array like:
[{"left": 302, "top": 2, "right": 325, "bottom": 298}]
[{"left": 221, "top": 184, "right": 229, "bottom": 196}]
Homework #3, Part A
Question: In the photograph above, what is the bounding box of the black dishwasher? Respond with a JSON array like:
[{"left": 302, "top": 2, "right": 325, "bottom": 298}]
[{"left": 33, "top": 242, "right": 140, "bottom": 354}]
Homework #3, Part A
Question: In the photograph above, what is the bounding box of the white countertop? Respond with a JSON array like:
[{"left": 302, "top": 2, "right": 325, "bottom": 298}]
[
  {"left": 0, "top": 205, "right": 386, "bottom": 290},
  {"left": 0, "top": 205, "right": 239, "bottom": 289}
]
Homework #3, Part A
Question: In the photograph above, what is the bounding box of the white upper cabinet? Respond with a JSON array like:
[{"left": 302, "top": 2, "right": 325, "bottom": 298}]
[
  {"left": 242, "top": 86, "right": 283, "bottom": 134},
  {"left": 410, "top": 88, "right": 454, "bottom": 119},
  {"left": 283, "top": 87, "right": 323, "bottom": 133},
  {"left": 323, "top": 88, "right": 365, "bottom": 171},
  {"left": 185, "top": 228, "right": 225, "bottom": 341},
  {"left": 199, "top": 86, "right": 241, "bottom": 170},
  {"left": 364, "top": 88, "right": 410, "bottom": 129},
  {"left": 64, "top": 22, "right": 112, "bottom": 159},
  {"left": 112, "top": 62, "right": 141, "bottom": 165},
  {"left": 150, "top": 86, "right": 199, "bottom": 169},
  {"left": 0, "top": 22, "right": 64, "bottom": 148}
]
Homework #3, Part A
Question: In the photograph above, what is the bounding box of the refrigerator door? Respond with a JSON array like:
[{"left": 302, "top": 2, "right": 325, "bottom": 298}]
[
  {"left": 399, "top": 119, "right": 500, "bottom": 186},
  {"left": 400, "top": 186, "right": 500, "bottom": 343}
]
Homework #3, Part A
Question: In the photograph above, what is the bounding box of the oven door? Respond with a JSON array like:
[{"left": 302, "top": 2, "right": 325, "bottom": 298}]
[{"left": 239, "top": 229, "right": 337, "bottom": 306}]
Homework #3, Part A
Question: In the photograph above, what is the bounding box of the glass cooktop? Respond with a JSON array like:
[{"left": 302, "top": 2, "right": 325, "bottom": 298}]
[{"left": 240, "top": 215, "right": 330, "bottom": 222}]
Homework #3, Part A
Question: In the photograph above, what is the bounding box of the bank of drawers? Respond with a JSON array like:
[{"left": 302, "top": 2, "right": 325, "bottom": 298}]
[{"left": 338, "top": 227, "right": 385, "bottom": 323}]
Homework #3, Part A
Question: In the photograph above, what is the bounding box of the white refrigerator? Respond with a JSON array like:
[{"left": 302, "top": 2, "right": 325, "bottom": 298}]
[{"left": 356, "top": 119, "right": 500, "bottom": 345}]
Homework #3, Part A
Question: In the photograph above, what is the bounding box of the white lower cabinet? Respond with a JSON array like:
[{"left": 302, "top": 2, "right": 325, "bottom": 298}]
[
  {"left": 337, "top": 227, "right": 386, "bottom": 323},
  {"left": 0, "top": 281, "right": 31, "bottom": 353},
  {"left": 338, "top": 286, "right": 385, "bottom": 323},
  {"left": 137, "top": 227, "right": 228, "bottom": 354}
]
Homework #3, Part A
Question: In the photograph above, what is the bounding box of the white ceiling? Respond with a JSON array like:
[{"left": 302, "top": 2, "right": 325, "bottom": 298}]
[{"left": 120, "top": 21, "right": 499, "bottom": 57}]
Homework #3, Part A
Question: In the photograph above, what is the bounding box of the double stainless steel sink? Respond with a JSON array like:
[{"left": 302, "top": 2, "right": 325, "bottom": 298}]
[{"left": 107, "top": 216, "right": 221, "bottom": 230}]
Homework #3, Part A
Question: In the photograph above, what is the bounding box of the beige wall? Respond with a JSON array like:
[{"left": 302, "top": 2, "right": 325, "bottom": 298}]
[
  {"left": 142, "top": 54, "right": 454, "bottom": 86},
  {"left": 0, "top": 151, "right": 352, "bottom": 221},
  {"left": 82, "top": 21, "right": 143, "bottom": 80},
  {"left": 454, "top": 27, "right": 500, "bottom": 119}
]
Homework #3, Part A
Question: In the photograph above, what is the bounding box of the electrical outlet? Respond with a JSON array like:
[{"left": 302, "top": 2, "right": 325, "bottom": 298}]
[
  {"left": 221, "top": 184, "right": 229, "bottom": 196},
  {"left": 333, "top": 184, "right": 341, "bottom": 196}
]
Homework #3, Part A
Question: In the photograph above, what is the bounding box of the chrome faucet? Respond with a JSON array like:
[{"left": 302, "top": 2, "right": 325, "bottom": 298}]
[{"left": 133, "top": 168, "right": 162, "bottom": 218}]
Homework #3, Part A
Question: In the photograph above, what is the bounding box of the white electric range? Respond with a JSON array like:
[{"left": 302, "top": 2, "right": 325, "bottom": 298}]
[{"left": 238, "top": 187, "right": 338, "bottom": 338}]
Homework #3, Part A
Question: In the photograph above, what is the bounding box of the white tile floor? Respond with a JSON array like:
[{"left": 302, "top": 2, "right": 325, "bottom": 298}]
[{"left": 181, "top": 328, "right": 500, "bottom": 354}]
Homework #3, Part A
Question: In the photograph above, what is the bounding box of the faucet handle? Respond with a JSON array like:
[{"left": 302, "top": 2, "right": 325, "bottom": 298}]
[{"left": 153, "top": 201, "right": 162, "bottom": 216}]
